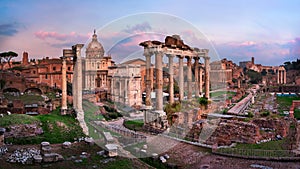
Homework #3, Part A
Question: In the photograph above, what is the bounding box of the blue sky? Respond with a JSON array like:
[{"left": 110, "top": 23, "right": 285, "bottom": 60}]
[{"left": 0, "top": 0, "right": 299, "bottom": 65}]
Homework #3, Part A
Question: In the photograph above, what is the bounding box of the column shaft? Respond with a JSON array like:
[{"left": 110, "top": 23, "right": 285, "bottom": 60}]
[
  {"left": 204, "top": 57, "right": 210, "bottom": 99},
  {"left": 187, "top": 56, "right": 192, "bottom": 100},
  {"left": 61, "top": 57, "right": 67, "bottom": 112},
  {"left": 194, "top": 58, "right": 199, "bottom": 97},
  {"left": 155, "top": 52, "right": 164, "bottom": 112},
  {"left": 168, "top": 55, "right": 174, "bottom": 104},
  {"left": 178, "top": 56, "right": 184, "bottom": 101},
  {"left": 199, "top": 68, "right": 203, "bottom": 94},
  {"left": 145, "top": 53, "right": 152, "bottom": 107},
  {"left": 284, "top": 70, "right": 286, "bottom": 84}
]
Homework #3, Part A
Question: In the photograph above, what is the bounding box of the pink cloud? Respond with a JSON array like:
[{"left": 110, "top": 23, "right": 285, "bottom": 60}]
[{"left": 34, "top": 31, "right": 89, "bottom": 41}]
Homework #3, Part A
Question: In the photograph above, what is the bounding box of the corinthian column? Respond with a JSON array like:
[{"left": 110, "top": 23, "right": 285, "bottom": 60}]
[
  {"left": 144, "top": 50, "right": 152, "bottom": 108},
  {"left": 168, "top": 54, "right": 175, "bottom": 104},
  {"left": 277, "top": 69, "right": 280, "bottom": 84},
  {"left": 155, "top": 51, "right": 164, "bottom": 113},
  {"left": 204, "top": 55, "right": 210, "bottom": 99},
  {"left": 194, "top": 57, "right": 199, "bottom": 97},
  {"left": 187, "top": 56, "right": 192, "bottom": 100},
  {"left": 178, "top": 55, "right": 184, "bottom": 101},
  {"left": 280, "top": 70, "right": 283, "bottom": 84}
]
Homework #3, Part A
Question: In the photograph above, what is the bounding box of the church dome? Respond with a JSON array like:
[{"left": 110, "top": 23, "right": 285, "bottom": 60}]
[{"left": 86, "top": 30, "right": 104, "bottom": 58}]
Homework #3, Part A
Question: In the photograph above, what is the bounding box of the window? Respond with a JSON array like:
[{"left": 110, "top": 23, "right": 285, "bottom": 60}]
[
  {"left": 33, "top": 70, "right": 36, "bottom": 74},
  {"left": 68, "top": 67, "right": 71, "bottom": 71},
  {"left": 45, "top": 74, "right": 48, "bottom": 79},
  {"left": 53, "top": 67, "right": 56, "bottom": 71}
]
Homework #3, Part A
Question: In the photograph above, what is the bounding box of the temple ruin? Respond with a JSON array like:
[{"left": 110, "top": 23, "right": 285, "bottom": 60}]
[{"left": 140, "top": 35, "right": 210, "bottom": 131}]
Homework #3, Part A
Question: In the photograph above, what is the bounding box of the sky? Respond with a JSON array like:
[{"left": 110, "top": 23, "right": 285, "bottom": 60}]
[{"left": 0, "top": 0, "right": 299, "bottom": 65}]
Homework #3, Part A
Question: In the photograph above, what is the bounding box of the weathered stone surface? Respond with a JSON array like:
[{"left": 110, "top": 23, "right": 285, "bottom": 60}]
[
  {"left": 84, "top": 137, "right": 95, "bottom": 145},
  {"left": 251, "top": 118, "right": 289, "bottom": 137},
  {"left": 33, "top": 155, "right": 43, "bottom": 163},
  {"left": 7, "top": 148, "right": 40, "bottom": 164},
  {"left": 43, "top": 153, "right": 64, "bottom": 163},
  {"left": 62, "top": 141, "right": 72, "bottom": 149},
  {"left": 4, "top": 124, "right": 43, "bottom": 138},
  {"left": 0, "top": 146, "right": 8, "bottom": 156}
]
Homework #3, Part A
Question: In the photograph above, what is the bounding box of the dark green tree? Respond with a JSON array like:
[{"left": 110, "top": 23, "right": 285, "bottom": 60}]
[{"left": 0, "top": 51, "right": 18, "bottom": 69}]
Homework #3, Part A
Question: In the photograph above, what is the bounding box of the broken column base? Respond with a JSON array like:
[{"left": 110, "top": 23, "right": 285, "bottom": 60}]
[
  {"left": 143, "top": 111, "right": 168, "bottom": 134},
  {"left": 60, "top": 108, "right": 67, "bottom": 115}
]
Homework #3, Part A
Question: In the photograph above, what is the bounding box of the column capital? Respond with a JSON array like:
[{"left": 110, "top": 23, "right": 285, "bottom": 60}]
[
  {"left": 143, "top": 48, "right": 153, "bottom": 57},
  {"left": 166, "top": 54, "right": 175, "bottom": 58}
]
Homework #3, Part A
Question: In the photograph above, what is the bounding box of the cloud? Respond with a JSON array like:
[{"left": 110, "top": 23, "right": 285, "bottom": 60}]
[
  {"left": 214, "top": 39, "right": 300, "bottom": 66},
  {"left": 34, "top": 31, "right": 89, "bottom": 42},
  {"left": 123, "top": 22, "right": 152, "bottom": 34},
  {"left": 0, "top": 23, "right": 19, "bottom": 36}
]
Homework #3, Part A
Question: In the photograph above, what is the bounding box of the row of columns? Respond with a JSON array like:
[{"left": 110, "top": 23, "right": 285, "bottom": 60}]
[
  {"left": 144, "top": 50, "right": 210, "bottom": 114},
  {"left": 277, "top": 69, "right": 286, "bottom": 84}
]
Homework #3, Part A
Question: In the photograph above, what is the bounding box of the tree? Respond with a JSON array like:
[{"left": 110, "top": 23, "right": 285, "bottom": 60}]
[
  {"left": 198, "top": 97, "right": 208, "bottom": 109},
  {"left": 0, "top": 51, "right": 18, "bottom": 69}
]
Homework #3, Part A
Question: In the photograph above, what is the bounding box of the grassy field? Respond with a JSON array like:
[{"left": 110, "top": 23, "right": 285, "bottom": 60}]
[
  {"left": 123, "top": 120, "right": 144, "bottom": 131},
  {"left": 294, "top": 109, "right": 300, "bottom": 119},
  {"left": 277, "top": 95, "right": 300, "bottom": 113},
  {"left": 3, "top": 108, "right": 85, "bottom": 144},
  {"left": 0, "top": 114, "right": 39, "bottom": 127},
  {"left": 235, "top": 139, "right": 286, "bottom": 150},
  {"left": 210, "top": 91, "right": 236, "bottom": 98}
]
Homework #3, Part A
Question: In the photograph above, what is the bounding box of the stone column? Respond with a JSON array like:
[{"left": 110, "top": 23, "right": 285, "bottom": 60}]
[
  {"left": 61, "top": 56, "right": 67, "bottom": 115},
  {"left": 204, "top": 56, "right": 210, "bottom": 99},
  {"left": 277, "top": 69, "right": 280, "bottom": 84},
  {"left": 145, "top": 50, "right": 152, "bottom": 108},
  {"left": 168, "top": 54, "right": 175, "bottom": 104},
  {"left": 72, "top": 44, "right": 88, "bottom": 135},
  {"left": 186, "top": 56, "right": 192, "bottom": 100},
  {"left": 199, "top": 68, "right": 203, "bottom": 95},
  {"left": 119, "top": 79, "right": 122, "bottom": 103},
  {"left": 111, "top": 78, "right": 114, "bottom": 101},
  {"left": 280, "top": 70, "right": 283, "bottom": 84},
  {"left": 155, "top": 51, "right": 164, "bottom": 113},
  {"left": 125, "top": 78, "right": 128, "bottom": 104},
  {"left": 178, "top": 56, "right": 184, "bottom": 101},
  {"left": 284, "top": 70, "right": 286, "bottom": 84},
  {"left": 237, "top": 78, "right": 241, "bottom": 88},
  {"left": 194, "top": 57, "right": 199, "bottom": 97}
]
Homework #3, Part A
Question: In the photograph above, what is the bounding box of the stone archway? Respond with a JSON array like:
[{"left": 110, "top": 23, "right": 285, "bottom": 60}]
[
  {"left": 3, "top": 88, "right": 20, "bottom": 94},
  {"left": 24, "top": 88, "right": 42, "bottom": 95}
]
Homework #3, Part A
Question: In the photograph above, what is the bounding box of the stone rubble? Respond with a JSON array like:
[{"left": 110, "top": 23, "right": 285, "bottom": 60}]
[
  {"left": 0, "top": 146, "right": 8, "bottom": 156},
  {"left": 7, "top": 148, "right": 40, "bottom": 164}
]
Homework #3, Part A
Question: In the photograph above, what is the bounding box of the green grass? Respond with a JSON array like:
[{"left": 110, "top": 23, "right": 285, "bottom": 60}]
[
  {"left": 123, "top": 120, "right": 144, "bottom": 131},
  {"left": 4, "top": 93, "right": 44, "bottom": 104},
  {"left": 294, "top": 109, "right": 300, "bottom": 119},
  {"left": 277, "top": 96, "right": 300, "bottom": 113},
  {"left": 4, "top": 108, "right": 85, "bottom": 144},
  {"left": 210, "top": 91, "right": 236, "bottom": 98},
  {"left": 235, "top": 139, "right": 286, "bottom": 150},
  {"left": 83, "top": 99, "right": 104, "bottom": 121},
  {"left": 0, "top": 114, "right": 39, "bottom": 127}
]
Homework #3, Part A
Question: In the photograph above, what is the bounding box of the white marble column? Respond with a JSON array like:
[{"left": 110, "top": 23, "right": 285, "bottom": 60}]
[
  {"left": 187, "top": 56, "right": 192, "bottom": 100},
  {"left": 168, "top": 54, "right": 175, "bottom": 104},
  {"left": 178, "top": 56, "right": 184, "bottom": 101},
  {"left": 155, "top": 51, "right": 164, "bottom": 113},
  {"left": 74, "top": 44, "right": 84, "bottom": 112},
  {"left": 204, "top": 56, "right": 210, "bottom": 99}
]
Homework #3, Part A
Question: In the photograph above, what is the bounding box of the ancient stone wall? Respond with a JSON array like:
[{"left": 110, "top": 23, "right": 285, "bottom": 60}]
[{"left": 4, "top": 124, "right": 43, "bottom": 138}]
